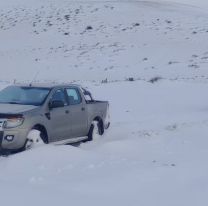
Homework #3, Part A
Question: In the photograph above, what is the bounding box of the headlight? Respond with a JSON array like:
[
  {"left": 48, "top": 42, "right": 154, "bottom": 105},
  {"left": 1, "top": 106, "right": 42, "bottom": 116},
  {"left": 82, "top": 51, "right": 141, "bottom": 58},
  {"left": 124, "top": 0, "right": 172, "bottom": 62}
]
[{"left": 3, "top": 118, "right": 24, "bottom": 129}]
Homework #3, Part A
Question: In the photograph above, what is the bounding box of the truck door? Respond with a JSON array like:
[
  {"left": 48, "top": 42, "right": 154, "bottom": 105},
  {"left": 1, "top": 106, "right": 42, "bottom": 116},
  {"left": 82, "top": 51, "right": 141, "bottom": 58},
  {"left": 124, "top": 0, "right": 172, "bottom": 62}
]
[
  {"left": 49, "top": 89, "right": 70, "bottom": 141},
  {"left": 65, "top": 87, "right": 88, "bottom": 137}
]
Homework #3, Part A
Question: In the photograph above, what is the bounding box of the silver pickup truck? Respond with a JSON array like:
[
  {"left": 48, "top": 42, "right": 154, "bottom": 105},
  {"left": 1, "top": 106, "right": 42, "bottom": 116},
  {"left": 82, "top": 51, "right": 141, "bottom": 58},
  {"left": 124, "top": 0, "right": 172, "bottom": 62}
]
[{"left": 0, "top": 84, "right": 110, "bottom": 154}]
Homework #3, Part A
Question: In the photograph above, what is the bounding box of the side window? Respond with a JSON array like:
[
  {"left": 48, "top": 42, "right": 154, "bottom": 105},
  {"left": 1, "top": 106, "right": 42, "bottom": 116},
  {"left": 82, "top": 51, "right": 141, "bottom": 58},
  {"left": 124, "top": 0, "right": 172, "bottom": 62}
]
[
  {"left": 66, "top": 88, "right": 82, "bottom": 105},
  {"left": 51, "top": 89, "right": 67, "bottom": 105}
]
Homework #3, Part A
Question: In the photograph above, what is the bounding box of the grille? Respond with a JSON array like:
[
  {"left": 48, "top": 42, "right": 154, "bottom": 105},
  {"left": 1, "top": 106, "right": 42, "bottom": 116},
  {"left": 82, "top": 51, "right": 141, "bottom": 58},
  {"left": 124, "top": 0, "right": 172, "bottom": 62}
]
[
  {"left": 0, "top": 131, "right": 4, "bottom": 149},
  {"left": 0, "top": 120, "right": 5, "bottom": 131}
]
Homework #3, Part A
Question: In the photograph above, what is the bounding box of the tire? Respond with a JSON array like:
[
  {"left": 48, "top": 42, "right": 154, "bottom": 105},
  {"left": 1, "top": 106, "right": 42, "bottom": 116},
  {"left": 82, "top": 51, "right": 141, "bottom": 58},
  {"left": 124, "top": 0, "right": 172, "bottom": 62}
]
[
  {"left": 98, "top": 120, "right": 104, "bottom": 135},
  {"left": 24, "top": 129, "right": 45, "bottom": 151},
  {"left": 84, "top": 120, "right": 104, "bottom": 143}
]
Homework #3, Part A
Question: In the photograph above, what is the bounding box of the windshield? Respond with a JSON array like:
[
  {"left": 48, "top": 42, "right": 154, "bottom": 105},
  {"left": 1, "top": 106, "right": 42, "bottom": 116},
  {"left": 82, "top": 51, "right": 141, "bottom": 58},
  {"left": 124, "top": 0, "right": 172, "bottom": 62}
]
[{"left": 0, "top": 86, "right": 51, "bottom": 106}]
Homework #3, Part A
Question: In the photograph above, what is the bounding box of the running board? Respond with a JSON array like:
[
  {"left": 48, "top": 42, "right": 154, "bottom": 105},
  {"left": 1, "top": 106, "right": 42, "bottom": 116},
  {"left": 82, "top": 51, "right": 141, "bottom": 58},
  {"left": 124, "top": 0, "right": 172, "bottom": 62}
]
[{"left": 53, "top": 136, "right": 88, "bottom": 145}]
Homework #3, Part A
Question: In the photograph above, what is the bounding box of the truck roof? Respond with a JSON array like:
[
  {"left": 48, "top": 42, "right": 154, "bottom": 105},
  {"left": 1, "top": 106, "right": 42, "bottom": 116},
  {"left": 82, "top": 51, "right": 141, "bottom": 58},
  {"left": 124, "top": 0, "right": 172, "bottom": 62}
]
[{"left": 14, "top": 83, "right": 81, "bottom": 89}]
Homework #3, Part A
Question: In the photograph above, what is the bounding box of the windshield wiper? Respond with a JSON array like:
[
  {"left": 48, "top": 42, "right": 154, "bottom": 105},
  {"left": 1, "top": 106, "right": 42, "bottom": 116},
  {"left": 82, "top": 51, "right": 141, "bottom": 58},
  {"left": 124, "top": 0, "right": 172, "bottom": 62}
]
[{"left": 7, "top": 102, "right": 22, "bottom": 105}]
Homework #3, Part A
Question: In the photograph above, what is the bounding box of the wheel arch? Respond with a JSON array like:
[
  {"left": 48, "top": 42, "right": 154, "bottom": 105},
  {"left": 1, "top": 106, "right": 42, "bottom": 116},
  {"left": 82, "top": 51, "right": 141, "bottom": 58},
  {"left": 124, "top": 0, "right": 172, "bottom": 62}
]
[
  {"left": 32, "top": 124, "right": 49, "bottom": 143},
  {"left": 92, "top": 116, "right": 104, "bottom": 135}
]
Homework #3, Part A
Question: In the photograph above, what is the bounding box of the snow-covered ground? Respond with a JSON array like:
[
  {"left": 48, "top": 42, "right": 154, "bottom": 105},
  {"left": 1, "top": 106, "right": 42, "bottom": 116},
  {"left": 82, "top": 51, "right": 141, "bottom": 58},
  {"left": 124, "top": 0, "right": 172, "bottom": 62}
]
[{"left": 1, "top": 0, "right": 208, "bottom": 205}]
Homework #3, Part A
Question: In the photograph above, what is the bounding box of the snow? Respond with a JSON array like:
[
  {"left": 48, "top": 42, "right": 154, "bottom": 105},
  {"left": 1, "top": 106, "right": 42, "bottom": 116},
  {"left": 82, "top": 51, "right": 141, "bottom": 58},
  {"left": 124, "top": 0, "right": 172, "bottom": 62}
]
[
  {"left": 1, "top": 0, "right": 208, "bottom": 82},
  {"left": 0, "top": 0, "right": 208, "bottom": 205},
  {"left": 25, "top": 129, "right": 44, "bottom": 149}
]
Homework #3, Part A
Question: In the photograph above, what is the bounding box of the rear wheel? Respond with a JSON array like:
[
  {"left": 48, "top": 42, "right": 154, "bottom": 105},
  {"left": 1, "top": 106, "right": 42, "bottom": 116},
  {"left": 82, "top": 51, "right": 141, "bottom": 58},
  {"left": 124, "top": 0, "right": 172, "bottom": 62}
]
[
  {"left": 84, "top": 120, "right": 104, "bottom": 142},
  {"left": 97, "top": 120, "right": 104, "bottom": 135}
]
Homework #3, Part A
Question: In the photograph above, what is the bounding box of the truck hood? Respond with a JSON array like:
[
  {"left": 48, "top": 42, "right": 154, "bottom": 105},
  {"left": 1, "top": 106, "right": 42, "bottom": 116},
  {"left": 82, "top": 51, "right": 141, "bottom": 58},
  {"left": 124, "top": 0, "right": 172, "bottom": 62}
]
[{"left": 0, "top": 104, "right": 38, "bottom": 114}]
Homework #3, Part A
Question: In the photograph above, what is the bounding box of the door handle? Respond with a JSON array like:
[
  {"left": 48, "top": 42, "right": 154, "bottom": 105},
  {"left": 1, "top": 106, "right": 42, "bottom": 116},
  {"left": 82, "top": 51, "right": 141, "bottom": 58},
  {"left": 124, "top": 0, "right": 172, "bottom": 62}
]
[{"left": 45, "top": 112, "right": 51, "bottom": 120}]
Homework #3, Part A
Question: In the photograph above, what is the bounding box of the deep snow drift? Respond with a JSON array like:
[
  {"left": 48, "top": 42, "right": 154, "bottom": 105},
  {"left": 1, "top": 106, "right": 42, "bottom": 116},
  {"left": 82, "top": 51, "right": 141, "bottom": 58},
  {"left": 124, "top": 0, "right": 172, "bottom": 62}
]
[{"left": 0, "top": 0, "right": 208, "bottom": 205}]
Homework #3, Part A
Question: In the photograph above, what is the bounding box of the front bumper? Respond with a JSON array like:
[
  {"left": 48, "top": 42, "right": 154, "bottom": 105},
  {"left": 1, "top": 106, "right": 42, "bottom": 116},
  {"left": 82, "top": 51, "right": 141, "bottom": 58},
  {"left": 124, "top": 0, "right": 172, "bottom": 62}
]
[
  {"left": 0, "top": 129, "right": 28, "bottom": 153},
  {"left": 0, "top": 131, "right": 4, "bottom": 149},
  {"left": 0, "top": 131, "right": 18, "bottom": 154}
]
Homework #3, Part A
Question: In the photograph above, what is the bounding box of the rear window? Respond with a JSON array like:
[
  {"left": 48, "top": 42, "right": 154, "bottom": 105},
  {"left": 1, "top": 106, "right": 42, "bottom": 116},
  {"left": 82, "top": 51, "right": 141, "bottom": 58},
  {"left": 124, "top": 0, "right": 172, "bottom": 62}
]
[{"left": 66, "top": 88, "right": 82, "bottom": 105}]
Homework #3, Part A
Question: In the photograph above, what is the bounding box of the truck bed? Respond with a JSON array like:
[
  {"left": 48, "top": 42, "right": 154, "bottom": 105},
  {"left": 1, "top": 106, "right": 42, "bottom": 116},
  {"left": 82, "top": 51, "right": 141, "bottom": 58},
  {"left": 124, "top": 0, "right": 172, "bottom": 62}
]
[{"left": 85, "top": 100, "right": 108, "bottom": 104}]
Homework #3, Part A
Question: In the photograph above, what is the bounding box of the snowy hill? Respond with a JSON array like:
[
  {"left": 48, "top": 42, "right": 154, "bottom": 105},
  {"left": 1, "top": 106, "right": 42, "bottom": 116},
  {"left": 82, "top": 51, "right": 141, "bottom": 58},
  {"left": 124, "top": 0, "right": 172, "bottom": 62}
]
[
  {"left": 1, "top": 0, "right": 208, "bottom": 205},
  {"left": 1, "top": 0, "right": 208, "bottom": 82}
]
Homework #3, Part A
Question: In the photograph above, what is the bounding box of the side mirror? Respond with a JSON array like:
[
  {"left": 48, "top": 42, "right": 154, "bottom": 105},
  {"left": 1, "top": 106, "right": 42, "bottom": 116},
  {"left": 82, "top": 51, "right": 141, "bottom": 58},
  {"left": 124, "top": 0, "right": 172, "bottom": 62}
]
[
  {"left": 49, "top": 100, "right": 65, "bottom": 109},
  {"left": 83, "top": 90, "right": 91, "bottom": 96}
]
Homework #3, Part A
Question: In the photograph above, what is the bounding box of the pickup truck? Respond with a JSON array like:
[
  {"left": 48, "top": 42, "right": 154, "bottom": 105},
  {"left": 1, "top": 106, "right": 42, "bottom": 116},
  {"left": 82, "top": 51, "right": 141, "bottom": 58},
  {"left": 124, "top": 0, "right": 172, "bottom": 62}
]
[{"left": 0, "top": 84, "right": 110, "bottom": 153}]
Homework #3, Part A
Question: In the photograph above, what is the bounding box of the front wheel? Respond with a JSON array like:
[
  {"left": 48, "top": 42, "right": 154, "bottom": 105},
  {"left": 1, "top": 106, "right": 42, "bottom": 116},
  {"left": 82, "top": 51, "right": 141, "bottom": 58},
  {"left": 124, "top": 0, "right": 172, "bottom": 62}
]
[{"left": 24, "top": 129, "right": 45, "bottom": 150}]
